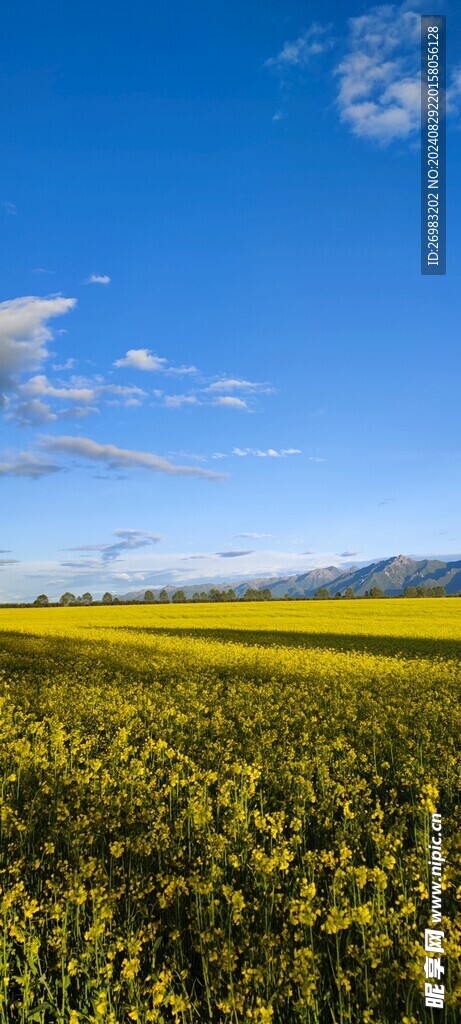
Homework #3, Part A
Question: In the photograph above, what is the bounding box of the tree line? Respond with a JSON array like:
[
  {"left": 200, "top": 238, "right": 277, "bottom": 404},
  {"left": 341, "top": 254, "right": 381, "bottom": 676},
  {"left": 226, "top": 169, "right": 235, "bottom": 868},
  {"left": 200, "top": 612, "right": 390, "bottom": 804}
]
[
  {"left": 312, "top": 585, "right": 446, "bottom": 599},
  {"left": 0, "top": 582, "right": 448, "bottom": 609},
  {"left": 14, "top": 587, "right": 274, "bottom": 608}
]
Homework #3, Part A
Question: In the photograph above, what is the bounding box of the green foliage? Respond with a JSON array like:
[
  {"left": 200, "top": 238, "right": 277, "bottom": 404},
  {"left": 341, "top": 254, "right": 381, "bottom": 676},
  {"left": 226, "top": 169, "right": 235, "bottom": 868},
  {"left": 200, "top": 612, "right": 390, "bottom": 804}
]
[
  {"left": 314, "top": 587, "right": 330, "bottom": 600},
  {"left": 144, "top": 589, "right": 155, "bottom": 603},
  {"left": 405, "top": 585, "right": 446, "bottom": 598},
  {"left": 243, "top": 587, "right": 273, "bottom": 601}
]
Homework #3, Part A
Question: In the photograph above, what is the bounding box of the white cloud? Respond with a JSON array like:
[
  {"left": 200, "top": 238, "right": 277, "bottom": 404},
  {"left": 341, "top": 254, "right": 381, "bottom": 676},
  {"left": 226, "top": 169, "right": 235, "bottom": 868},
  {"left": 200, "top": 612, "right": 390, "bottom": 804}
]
[
  {"left": 266, "top": 4, "right": 457, "bottom": 145},
  {"left": 207, "top": 378, "right": 274, "bottom": 394},
  {"left": 163, "top": 394, "right": 199, "bottom": 408},
  {"left": 9, "top": 399, "right": 57, "bottom": 427},
  {"left": 214, "top": 396, "right": 249, "bottom": 411},
  {"left": 0, "top": 295, "right": 76, "bottom": 394},
  {"left": 115, "top": 349, "right": 168, "bottom": 371},
  {"left": 266, "top": 22, "right": 334, "bottom": 70},
  {"left": 41, "top": 435, "right": 226, "bottom": 480},
  {"left": 21, "top": 374, "right": 97, "bottom": 403},
  {"left": 114, "top": 348, "right": 197, "bottom": 375},
  {"left": 335, "top": 5, "right": 422, "bottom": 142},
  {"left": 11, "top": 377, "right": 146, "bottom": 419},
  {"left": 0, "top": 298, "right": 275, "bottom": 427},
  {"left": 85, "top": 274, "right": 111, "bottom": 285}
]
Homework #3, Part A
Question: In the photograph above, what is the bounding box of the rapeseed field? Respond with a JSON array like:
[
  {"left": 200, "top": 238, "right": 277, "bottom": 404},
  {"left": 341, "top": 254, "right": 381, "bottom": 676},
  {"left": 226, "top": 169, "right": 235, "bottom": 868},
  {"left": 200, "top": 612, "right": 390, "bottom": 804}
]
[{"left": 0, "top": 600, "right": 460, "bottom": 1023}]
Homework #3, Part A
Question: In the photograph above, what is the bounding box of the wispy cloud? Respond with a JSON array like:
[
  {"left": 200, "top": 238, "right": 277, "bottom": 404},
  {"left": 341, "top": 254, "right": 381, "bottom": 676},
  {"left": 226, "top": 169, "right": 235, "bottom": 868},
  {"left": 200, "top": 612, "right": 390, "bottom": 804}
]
[
  {"left": 266, "top": 22, "right": 334, "bottom": 71},
  {"left": 41, "top": 435, "right": 226, "bottom": 480},
  {"left": 52, "top": 358, "right": 76, "bottom": 371},
  {"left": 59, "top": 405, "right": 100, "bottom": 420},
  {"left": 216, "top": 550, "right": 253, "bottom": 558},
  {"left": 116, "top": 357, "right": 275, "bottom": 413},
  {"left": 101, "top": 383, "right": 146, "bottom": 406},
  {"left": 0, "top": 452, "right": 61, "bottom": 479},
  {"left": 65, "top": 529, "right": 163, "bottom": 564},
  {"left": 1, "top": 200, "right": 17, "bottom": 216},
  {"left": 235, "top": 532, "right": 273, "bottom": 539},
  {"left": 211, "top": 447, "right": 315, "bottom": 460},
  {"left": 207, "top": 378, "right": 274, "bottom": 394},
  {"left": 232, "top": 447, "right": 302, "bottom": 458},
  {"left": 163, "top": 394, "right": 199, "bottom": 408},
  {"left": 447, "top": 65, "right": 461, "bottom": 111},
  {"left": 166, "top": 450, "right": 207, "bottom": 463},
  {"left": 338, "top": 550, "right": 360, "bottom": 557},
  {"left": 84, "top": 274, "right": 111, "bottom": 285}
]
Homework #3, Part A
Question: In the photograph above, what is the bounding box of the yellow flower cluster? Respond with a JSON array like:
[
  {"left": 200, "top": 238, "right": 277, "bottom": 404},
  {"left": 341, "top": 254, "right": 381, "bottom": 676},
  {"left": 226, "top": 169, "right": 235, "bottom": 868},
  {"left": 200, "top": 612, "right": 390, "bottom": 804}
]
[{"left": 0, "top": 599, "right": 460, "bottom": 1022}]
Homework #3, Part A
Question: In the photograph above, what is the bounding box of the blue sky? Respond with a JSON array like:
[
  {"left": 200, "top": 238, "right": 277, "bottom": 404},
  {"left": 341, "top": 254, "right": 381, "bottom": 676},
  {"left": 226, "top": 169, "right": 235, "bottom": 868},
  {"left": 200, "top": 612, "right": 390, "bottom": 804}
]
[{"left": 1, "top": 0, "right": 461, "bottom": 600}]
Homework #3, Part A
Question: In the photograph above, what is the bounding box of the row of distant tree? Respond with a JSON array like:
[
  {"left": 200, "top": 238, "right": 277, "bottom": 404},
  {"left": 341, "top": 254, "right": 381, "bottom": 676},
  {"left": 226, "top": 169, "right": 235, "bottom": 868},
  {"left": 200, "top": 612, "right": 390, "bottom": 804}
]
[
  {"left": 313, "top": 584, "right": 447, "bottom": 600},
  {"left": 0, "top": 582, "right": 442, "bottom": 608},
  {"left": 25, "top": 586, "right": 274, "bottom": 607}
]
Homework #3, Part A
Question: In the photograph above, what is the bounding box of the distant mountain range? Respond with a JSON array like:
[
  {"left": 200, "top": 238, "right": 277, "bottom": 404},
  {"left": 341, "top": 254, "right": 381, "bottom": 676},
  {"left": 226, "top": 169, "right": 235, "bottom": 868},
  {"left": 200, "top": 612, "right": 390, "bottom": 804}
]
[{"left": 121, "top": 555, "right": 461, "bottom": 600}]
